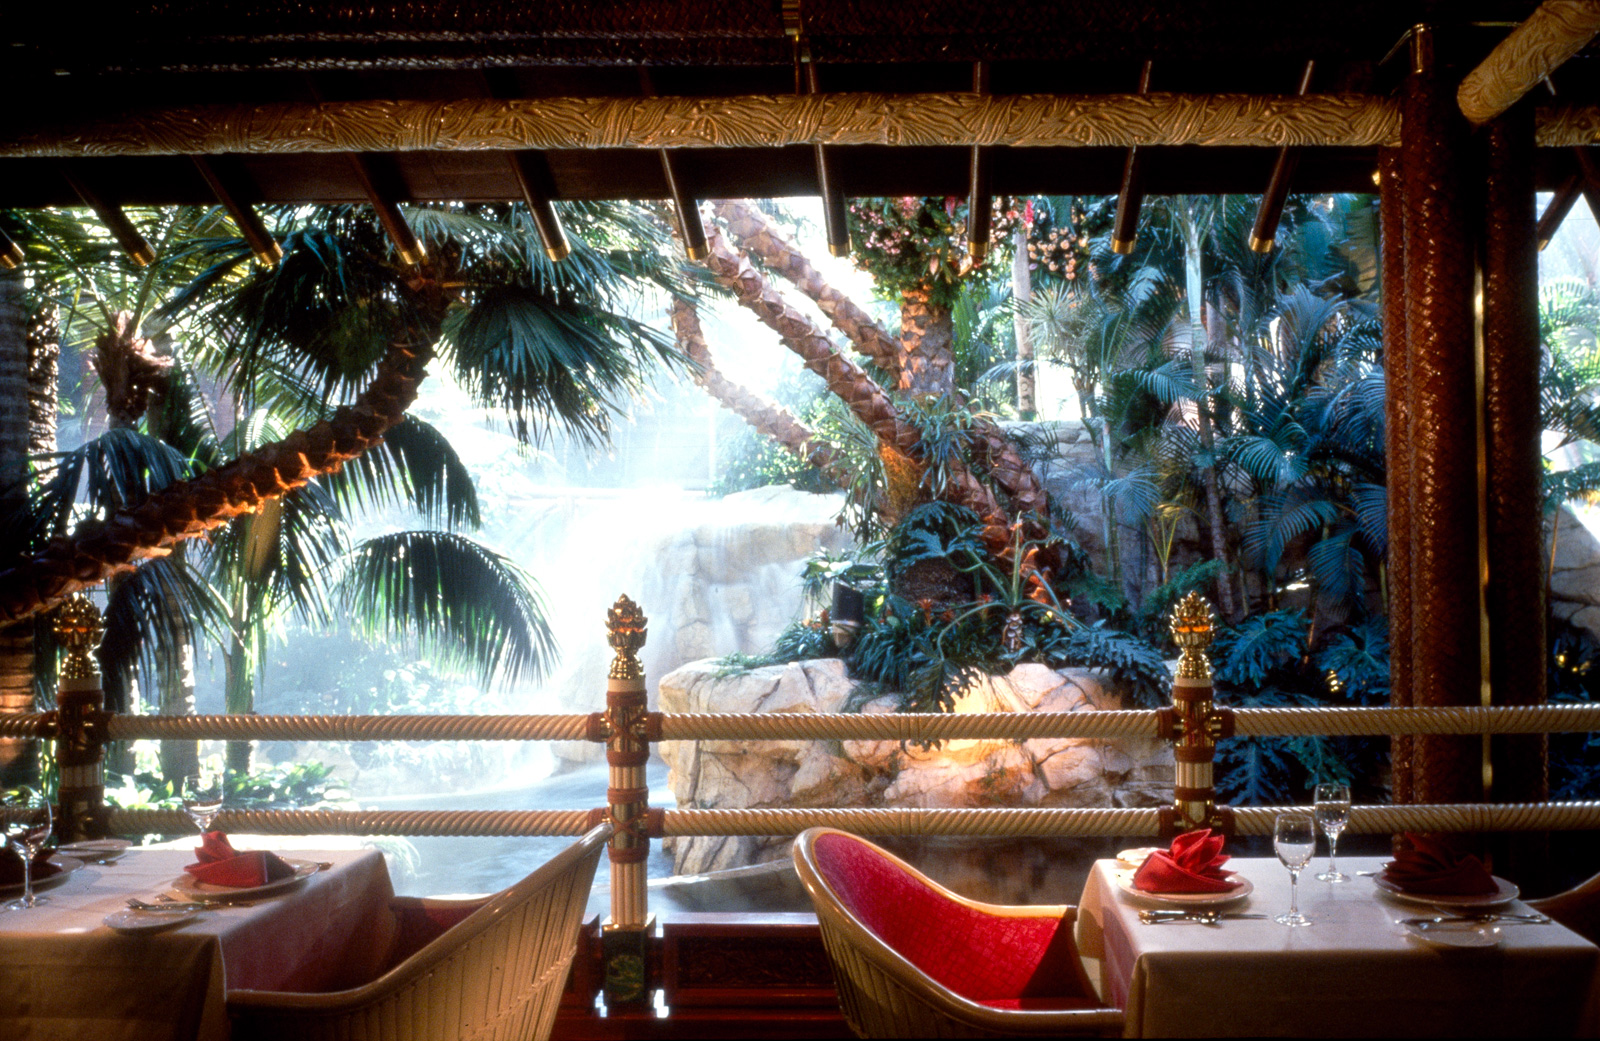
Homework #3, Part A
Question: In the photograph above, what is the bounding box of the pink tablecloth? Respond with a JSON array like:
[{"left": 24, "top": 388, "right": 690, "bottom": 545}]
[
  {"left": 1076, "top": 855, "right": 1600, "bottom": 1038},
  {"left": 0, "top": 847, "right": 396, "bottom": 1041}
]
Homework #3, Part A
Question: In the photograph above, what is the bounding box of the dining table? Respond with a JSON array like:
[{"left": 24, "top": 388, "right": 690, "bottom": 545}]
[
  {"left": 1074, "top": 854, "right": 1600, "bottom": 1038},
  {"left": 0, "top": 845, "right": 399, "bottom": 1041}
]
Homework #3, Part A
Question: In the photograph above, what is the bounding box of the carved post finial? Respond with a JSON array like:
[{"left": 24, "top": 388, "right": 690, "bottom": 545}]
[
  {"left": 53, "top": 595, "right": 103, "bottom": 681},
  {"left": 1170, "top": 591, "right": 1216, "bottom": 681},
  {"left": 607, "top": 594, "right": 648, "bottom": 681}
]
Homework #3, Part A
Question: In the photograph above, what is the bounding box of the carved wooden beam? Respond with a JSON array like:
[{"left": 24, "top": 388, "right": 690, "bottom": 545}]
[
  {"left": 1, "top": 92, "right": 1411, "bottom": 157},
  {"left": 1458, "top": 1, "right": 1600, "bottom": 126}
]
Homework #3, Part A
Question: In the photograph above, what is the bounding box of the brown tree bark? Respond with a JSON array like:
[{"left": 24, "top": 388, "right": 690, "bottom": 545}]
[
  {"left": 713, "top": 200, "right": 1051, "bottom": 518},
  {"left": 669, "top": 297, "right": 854, "bottom": 491},
  {"left": 0, "top": 269, "right": 34, "bottom": 787},
  {"left": 898, "top": 285, "right": 956, "bottom": 399}
]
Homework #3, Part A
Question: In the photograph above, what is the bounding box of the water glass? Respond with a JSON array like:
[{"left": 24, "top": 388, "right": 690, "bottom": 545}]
[
  {"left": 182, "top": 768, "right": 226, "bottom": 835},
  {"left": 1314, "top": 783, "right": 1352, "bottom": 883},
  {"left": 1273, "top": 812, "right": 1315, "bottom": 927},
  {"left": 3, "top": 788, "right": 54, "bottom": 911}
]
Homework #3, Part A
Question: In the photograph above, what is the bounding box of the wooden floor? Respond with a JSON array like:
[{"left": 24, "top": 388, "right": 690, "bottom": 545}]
[{"left": 552, "top": 913, "right": 854, "bottom": 1040}]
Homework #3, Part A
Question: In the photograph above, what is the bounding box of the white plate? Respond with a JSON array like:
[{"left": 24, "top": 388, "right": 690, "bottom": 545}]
[
  {"left": 1116, "top": 869, "right": 1254, "bottom": 907},
  {"left": 1116, "top": 848, "right": 1162, "bottom": 869},
  {"left": 170, "top": 858, "right": 320, "bottom": 902},
  {"left": 1405, "top": 920, "right": 1503, "bottom": 948},
  {"left": 59, "top": 839, "right": 133, "bottom": 861},
  {"left": 103, "top": 908, "right": 199, "bottom": 933},
  {"left": 0, "top": 855, "right": 84, "bottom": 898},
  {"left": 1374, "top": 875, "right": 1520, "bottom": 909}
]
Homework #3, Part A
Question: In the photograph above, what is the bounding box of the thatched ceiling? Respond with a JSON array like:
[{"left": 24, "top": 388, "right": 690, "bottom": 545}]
[{"left": 1, "top": 1, "right": 1591, "bottom": 207}]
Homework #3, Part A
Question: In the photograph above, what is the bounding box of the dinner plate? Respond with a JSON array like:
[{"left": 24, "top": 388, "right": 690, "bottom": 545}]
[
  {"left": 1374, "top": 875, "right": 1520, "bottom": 909},
  {"left": 102, "top": 908, "right": 199, "bottom": 933},
  {"left": 59, "top": 839, "right": 133, "bottom": 862},
  {"left": 170, "top": 858, "right": 320, "bottom": 902},
  {"left": 1116, "top": 848, "right": 1162, "bottom": 869},
  {"left": 0, "top": 855, "right": 84, "bottom": 898},
  {"left": 1404, "top": 920, "right": 1503, "bottom": 949},
  {"left": 1115, "top": 869, "right": 1254, "bottom": 907}
]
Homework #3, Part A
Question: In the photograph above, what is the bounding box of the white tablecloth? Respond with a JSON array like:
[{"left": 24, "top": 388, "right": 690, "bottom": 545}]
[
  {"left": 1076, "top": 855, "right": 1600, "bottom": 1037},
  {"left": 0, "top": 847, "right": 396, "bottom": 1041}
]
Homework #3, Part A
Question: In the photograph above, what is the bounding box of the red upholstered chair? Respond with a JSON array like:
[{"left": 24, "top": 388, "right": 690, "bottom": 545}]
[{"left": 792, "top": 827, "right": 1124, "bottom": 1038}]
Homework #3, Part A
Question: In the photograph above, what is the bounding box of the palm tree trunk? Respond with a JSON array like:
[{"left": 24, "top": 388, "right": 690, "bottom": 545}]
[
  {"left": 898, "top": 286, "right": 956, "bottom": 399},
  {"left": 156, "top": 543, "right": 199, "bottom": 785},
  {"left": 669, "top": 298, "right": 854, "bottom": 490},
  {"left": 713, "top": 201, "right": 1052, "bottom": 519},
  {"left": 1012, "top": 223, "right": 1037, "bottom": 420},
  {"left": 0, "top": 281, "right": 446, "bottom": 627},
  {"left": 1181, "top": 201, "right": 1237, "bottom": 621},
  {"left": 0, "top": 270, "right": 36, "bottom": 787}
]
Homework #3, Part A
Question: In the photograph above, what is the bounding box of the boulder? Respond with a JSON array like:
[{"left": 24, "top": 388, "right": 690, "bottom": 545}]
[{"left": 658, "top": 658, "right": 1175, "bottom": 875}]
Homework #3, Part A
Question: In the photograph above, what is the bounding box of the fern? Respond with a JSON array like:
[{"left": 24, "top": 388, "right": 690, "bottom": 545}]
[
  {"left": 1212, "top": 611, "right": 1308, "bottom": 688},
  {"left": 1054, "top": 623, "right": 1169, "bottom": 707}
]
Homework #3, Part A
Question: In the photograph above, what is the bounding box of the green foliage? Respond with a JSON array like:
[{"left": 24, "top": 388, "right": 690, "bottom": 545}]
[
  {"left": 1212, "top": 610, "right": 1307, "bottom": 687},
  {"left": 105, "top": 758, "right": 349, "bottom": 815},
  {"left": 1548, "top": 620, "right": 1600, "bottom": 801},
  {"left": 846, "top": 197, "right": 1021, "bottom": 308},
  {"left": 1137, "top": 558, "right": 1227, "bottom": 647},
  {"left": 1055, "top": 623, "right": 1170, "bottom": 707}
]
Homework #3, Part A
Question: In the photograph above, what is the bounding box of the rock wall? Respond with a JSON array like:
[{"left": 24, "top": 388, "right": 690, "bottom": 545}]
[
  {"left": 657, "top": 658, "right": 1174, "bottom": 874},
  {"left": 1552, "top": 504, "right": 1600, "bottom": 641}
]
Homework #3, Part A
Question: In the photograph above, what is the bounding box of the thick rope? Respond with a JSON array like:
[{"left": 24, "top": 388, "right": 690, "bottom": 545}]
[
  {"left": 106, "top": 713, "right": 591, "bottom": 742},
  {"left": 0, "top": 714, "right": 49, "bottom": 739},
  {"left": 659, "top": 710, "right": 1163, "bottom": 741},
  {"left": 1230, "top": 705, "right": 1600, "bottom": 736},
  {"left": 1233, "top": 802, "right": 1600, "bottom": 836},
  {"left": 663, "top": 807, "right": 1165, "bottom": 837},
  {"left": 107, "top": 808, "right": 594, "bottom": 836}
]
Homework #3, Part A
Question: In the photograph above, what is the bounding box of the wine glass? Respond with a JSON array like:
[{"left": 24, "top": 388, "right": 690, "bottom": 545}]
[
  {"left": 1273, "top": 812, "right": 1316, "bottom": 927},
  {"left": 3, "top": 788, "right": 54, "bottom": 911},
  {"left": 1314, "top": 782, "right": 1352, "bottom": 883},
  {"left": 181, "top": 767, "right": 225, "bottom": 836}
]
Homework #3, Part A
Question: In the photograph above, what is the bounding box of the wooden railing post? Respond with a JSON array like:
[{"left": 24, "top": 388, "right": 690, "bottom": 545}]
[
  {"left": 53, "top": 595, "right": 106, "bottom": 842},
  {"left": 598, "top": 594, "right": 656, "bottom": 1012},
  {"left": 1162, "top": 593, "right": 1232, "bottom": 835}
]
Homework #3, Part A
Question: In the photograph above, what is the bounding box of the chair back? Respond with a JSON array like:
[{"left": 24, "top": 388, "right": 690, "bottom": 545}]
[
  {"left": 229, "top": 824, "right": 611, "bottom": 1041},
  {"left": 793, "top": 827, "right": 1122, "bottom": 1039}
]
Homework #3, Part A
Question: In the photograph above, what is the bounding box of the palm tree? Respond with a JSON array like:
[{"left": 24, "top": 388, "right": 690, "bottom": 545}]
[{"left": 0, "top": 200, "right": 685, "bottom": 776}]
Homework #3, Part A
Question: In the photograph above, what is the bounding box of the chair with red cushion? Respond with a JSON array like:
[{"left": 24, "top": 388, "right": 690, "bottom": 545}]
[{"left": 792, "top": 827, "right": 1123, "bottom": 1038}]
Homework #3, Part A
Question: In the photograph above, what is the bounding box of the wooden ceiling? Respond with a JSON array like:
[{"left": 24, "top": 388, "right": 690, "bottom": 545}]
[{"left": 1, "top": 0, "right": 1591, "bottom": 208}]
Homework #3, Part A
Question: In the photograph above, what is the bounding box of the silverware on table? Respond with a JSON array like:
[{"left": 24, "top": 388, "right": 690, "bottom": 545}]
[
  {"left": 126, "top": 898, "right": 209, "bottom": 912},
  {"left": 1396, "top": 912, "right": 1550, "bottom": 927},
  {"left": 1138, "top": 909, "right": 1268, "bottom": 925}
]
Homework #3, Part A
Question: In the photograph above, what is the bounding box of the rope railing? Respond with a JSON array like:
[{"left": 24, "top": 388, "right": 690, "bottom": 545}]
[
  {"left": 104, "top": 713, "right": 591, "bottom": 743},
  {"left": 107, "top": 807, "right": 595, "bottom": 837}
]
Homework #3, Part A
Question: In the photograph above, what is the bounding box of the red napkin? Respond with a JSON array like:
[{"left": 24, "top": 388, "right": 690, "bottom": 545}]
[
  {"left": 1381, "top": 833, "right": 1497, "bottom": 896},
  {"left": 1132, "top": 829, "right": 1238, "bottom": 893},
  {"left": 184, "top": 832, "right": 296, "bottom": 888}
]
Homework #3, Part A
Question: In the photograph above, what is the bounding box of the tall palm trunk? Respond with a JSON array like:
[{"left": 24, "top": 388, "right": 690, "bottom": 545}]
[
  {"left": 897, "top": 286, "right": 955, "bottom": 399},
  {"left": 0, "top": 279, "right": 446, "bottom": 627},
  {"left": 0, "top": 269, "right": 34, "bottom": 786},
  {"left": 713, "top": 201, "right": 1051, "bottom": 518},
  {"left": 1180, "top": 200, "right": 1237, "bottom": 621},
  {"left": 1012, "top": 223, "right": 1037, "bottom": 420}
]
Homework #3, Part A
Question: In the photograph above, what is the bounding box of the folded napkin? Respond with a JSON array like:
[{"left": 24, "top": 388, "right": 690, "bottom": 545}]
[
  {"left": 1132, "top": 828, "right": 1237, "bottom": 893},
  {"left": 184, "top": 832, "right": 296, "bottom": 888},
  {"left": 1382, "top": 833, "right": 1497, "bottom": 896}
]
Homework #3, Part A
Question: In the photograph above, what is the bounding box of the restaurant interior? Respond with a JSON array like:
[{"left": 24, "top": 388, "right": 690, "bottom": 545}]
[{"left": 4, "top": 1, "right": 1600, "bottom": 1037}]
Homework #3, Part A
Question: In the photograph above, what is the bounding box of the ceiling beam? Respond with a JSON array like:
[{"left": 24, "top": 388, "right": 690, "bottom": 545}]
[
  {"left": 2, "top": 92, "right": 1411, "bottom": 157},
  {"left": 1458, "top": 1, "right": 1600, "bottom": 125}
]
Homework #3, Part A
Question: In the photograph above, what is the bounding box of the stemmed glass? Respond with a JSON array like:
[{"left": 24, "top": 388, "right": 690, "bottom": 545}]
[
  {"left": 1314, "top": 783, "right": 1352, "bottom": 883},
  {"left": 181, "top": 766, "right": 226, "bottom": 836},
  {"left": 3, "top": 788, "right": 55, "bottom": 911},
  {"left": 1273, "top": 812, "right": 1316, "bottom": 927}
]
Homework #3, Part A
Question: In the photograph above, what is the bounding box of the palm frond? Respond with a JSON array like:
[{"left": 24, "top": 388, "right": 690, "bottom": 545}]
[
  {"left": 335, "top": 531, "right": 556, "bottom": 689},
  {"left": 33, "top": 429, "right": 192, "bottom": 536},
  {"left": 321, "top": 417, "right": 480, "bottom": 529},
  {"left": 97, "top": 555, "right": 230, "bottom": 709}
]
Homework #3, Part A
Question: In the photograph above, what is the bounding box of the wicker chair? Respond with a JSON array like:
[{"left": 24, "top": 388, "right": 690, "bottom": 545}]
[
  {"left": 228, "top": 824, "right": 611, "bottom": 1041},
  {"left": 1529, "top": 869, "right": 1600, "bottom": 944},
  {"left": 792, "top": 827, "right": 1124, "bottom": 1038}
]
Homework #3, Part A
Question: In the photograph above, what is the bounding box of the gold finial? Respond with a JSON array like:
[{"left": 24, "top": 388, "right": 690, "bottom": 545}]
[
  {"left": 1169, "top": 591, "right": 1216, "bottom": 681},
  {"left": 53, "top": 594, "right": 104, "bottom": 681},
  {"left": 607, "top": 594, "right": 649, "bottom": 681}
]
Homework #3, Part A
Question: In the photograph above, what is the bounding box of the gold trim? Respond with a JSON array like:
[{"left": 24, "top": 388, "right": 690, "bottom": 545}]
[
  {"left": 1170, "top": 592, "right": 1216, "bottom": 681},
  {"left": 396, "top": 245, "right": 427, "bottom": 267},
  {"left": 0, "top": 93, "right": 1409, "bottom": 157},
  {"left": 544, "top": 242, "right": 572, "bottom": 262},
  {"left": 606, "top": 595, "right": 649, "bottom": 681},
  {"left": 128, "top": 245, "right": 156, "bottom": 267},
  {"left": 683, "top": 243, "right": 709, "bottom": 261},
  {"left": 0, "top": 250, "right": 20, "bottom": 270},
  {"left": 54, "top": 595, "right": 104, "bottom": 681},
  {"left": 1111, "top": 235, "right": 1137, "bottom": 255},
  {"left": 828, "top": 242, "right": 850, "bottom": 258},
  {"left": 252, "top": 243, "right": 284, "bottom": 268},
  {"left": 1248, "top": 233, "right": 1274, "bottom": 253}
]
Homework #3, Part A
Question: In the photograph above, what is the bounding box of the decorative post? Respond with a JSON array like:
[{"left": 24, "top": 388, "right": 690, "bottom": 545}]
[
  {"left": 53, "top": 595, "right": 106, "bottom": 842},
  {"left": 1165, "top": 593, "right": 1231, "bottom": 833},
  {"left": 599, "top": 594, "right": 654, "bottom": 1012}
]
